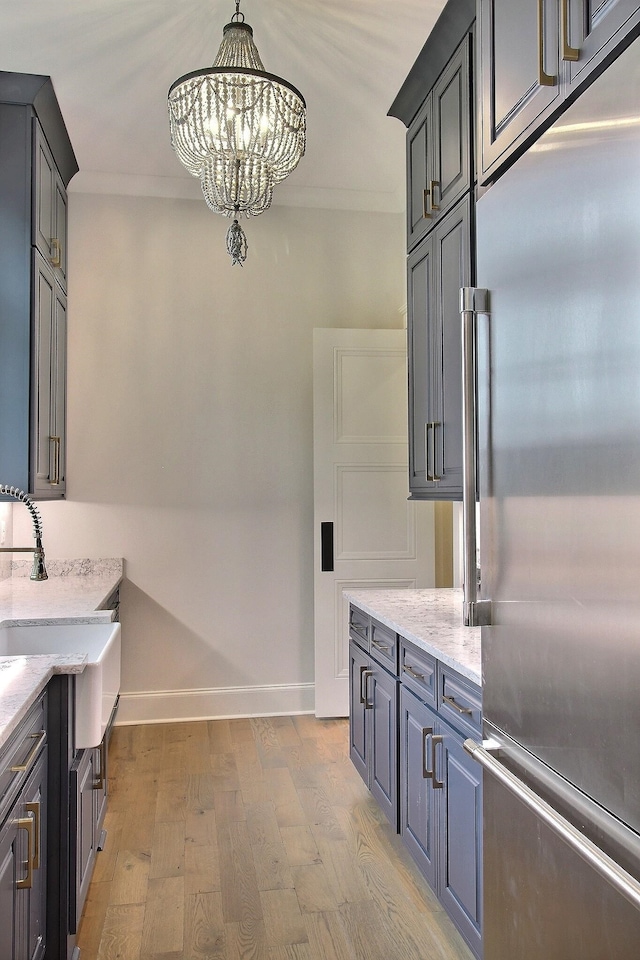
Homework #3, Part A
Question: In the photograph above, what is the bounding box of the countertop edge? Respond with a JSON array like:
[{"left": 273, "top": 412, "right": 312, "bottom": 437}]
[{"left": 345, "top": 588, "right": 481, "bottom": 687}]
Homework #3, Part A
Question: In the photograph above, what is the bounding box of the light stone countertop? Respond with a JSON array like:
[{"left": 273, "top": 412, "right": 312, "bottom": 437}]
[
  {"left": 0, "top": 558, "right": 124, "bottom": 750},
  {"left": 344, "top": 587, "right": 481, "bottom": 685}
]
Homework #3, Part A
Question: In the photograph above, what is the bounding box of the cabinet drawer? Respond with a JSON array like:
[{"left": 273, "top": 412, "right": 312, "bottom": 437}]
[
  {"left": 400, "top": 642, "right": 437, "bottom": 707},
  {"left": 438, "top": 665, "right": 481, "bottom": 737},
  {"left": 370, "top": 620, "right": 398, "bottom": 674},
  {"left": 0, "top": 693, "right": 47, "bottom": 824},
  {"left": 349, "top": 605, "right": 369, "bottom": 649}
]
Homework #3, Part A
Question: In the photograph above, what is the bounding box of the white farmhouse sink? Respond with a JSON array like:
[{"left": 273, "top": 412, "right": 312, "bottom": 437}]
[{"left": 0, "top": 622, "right": 121, "bottom": 749}]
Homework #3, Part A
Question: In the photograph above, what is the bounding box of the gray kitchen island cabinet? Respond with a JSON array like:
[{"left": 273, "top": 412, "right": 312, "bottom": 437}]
[
  {"left": 478, "top": 0, "right": 640, "bottom": 183},
  {"left": 0, "top": 693, "right": 48, "bottom": 960},
  {"left": 348, "top": 598, "right": 482, "bottom": 958},
  {"left": 349, "top": 627, "right": 399, "bottom": 830},
  {"left": 0, "top": 71, "right": 77, "bottom": 499}
]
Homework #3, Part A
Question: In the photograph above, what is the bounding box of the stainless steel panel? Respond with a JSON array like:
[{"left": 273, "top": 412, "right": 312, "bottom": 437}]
[
  {"left": 484, "top": 762, "right": 640, "bottom": 959},
  {"left": 476, "top": 37, "right": 640, "bottom": 833}
]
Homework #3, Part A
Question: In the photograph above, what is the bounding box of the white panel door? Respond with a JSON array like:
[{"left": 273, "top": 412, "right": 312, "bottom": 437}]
[{"left": 313, "top": 329, "right": 435, "bottom": 717}]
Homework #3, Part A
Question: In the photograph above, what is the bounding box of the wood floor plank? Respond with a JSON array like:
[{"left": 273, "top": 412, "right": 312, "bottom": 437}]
[
  {"left": 109, "top": 849, "right": 151, "bottom": 905},
  {"left": 263, "top": 767, "right": 307, "bottom": 828},
  {"left": 97, "top": 902, "right": 145, "bottom": 960},
  {"left": 245, "top": 801, "right": 294, "bottom": 891},
  {"left": 185, "top": 806, "right": 221, "bottom": 893},
  {"left": 279, "top": 825, "right": 321, "bottom": 867},
  {"left": 183, "top": 890, "right": 226, "bottom": 959},
  {"left": 148, "top": 820, "right": 185, "bottom": 880},
  {"left": 251, "top": 717, "right": 288, "bottom": 769},
  {"left": 140, "top": 877, "right": 184, "bottom": 955},
  {"left": 260, "top": 888, "right": 308, "bottom": 948},
  {"left": 291, "top": 862, "right": 341, "bottom": 914}
]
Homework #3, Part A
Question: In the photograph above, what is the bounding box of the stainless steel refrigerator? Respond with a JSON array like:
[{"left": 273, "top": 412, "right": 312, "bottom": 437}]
[{"left": 462, "top": 34, "right": 640, "bottom": 959}]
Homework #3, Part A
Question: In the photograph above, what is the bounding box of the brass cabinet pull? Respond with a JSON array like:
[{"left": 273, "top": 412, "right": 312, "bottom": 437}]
[
  {"left": 422, "top": 188, "right": 432, "bottom": 219},
  {"left": 538, "top": 0, "right": 556, "bottom": 86},
  {"left": 561, "top": 0, "right": 580, "bottom": 61},
  {"left": 428, "top": 180, "right": 440, "bottom": 212},
  {"left": 431, "top": 735, "right": 444, "bottom": 789},
  {"left": 421, "top": 727, "right": 434, "bottom": 779},
  {"left": 14, "top": 816, "right": 34, "bottom": 889},
  {"left": 49, "top": 237, "right": 62, "bottom": 267},
  {"left": 403, "top": 664, "right": 426, "bottom": 682},
  {"left": 50, "top": 436, "right": 61, "bottom": 485},
  {"left": 442, "top": 694, "right": 473, "bottom": 716},
  {"left": 11, "top": 731, "right": 46, "bottom": 774},
  {"left": 25, "top": 802, "right": 41, "bottom": 869}
]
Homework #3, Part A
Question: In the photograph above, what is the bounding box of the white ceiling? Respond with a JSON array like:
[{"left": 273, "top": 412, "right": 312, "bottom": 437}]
[{"left": 0, "top": 0, "right": 446, "bottom": 213}]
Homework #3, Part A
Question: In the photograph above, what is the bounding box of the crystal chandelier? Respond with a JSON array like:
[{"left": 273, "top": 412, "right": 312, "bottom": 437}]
[{"left": 168, "top": 0, "right": 306, "bottom": 265}]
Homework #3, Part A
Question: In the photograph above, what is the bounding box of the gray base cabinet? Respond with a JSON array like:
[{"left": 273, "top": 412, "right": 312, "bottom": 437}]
[
  {"left": 349, "top": 638, "right": 398, "bottom": 829},
  {"left": 0, "top": 694, "right": 48, "bottom": 960},
  {"left": 70, "top": 735, "right": 109, "bottom": 932},
  {"left": 349, "top": 604, "right": 483, "bottom": 958}
]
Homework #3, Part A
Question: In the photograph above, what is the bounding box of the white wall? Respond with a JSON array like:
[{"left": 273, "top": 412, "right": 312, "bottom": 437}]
[{"left": 15, "top": 192, "right": 412, "bottom": 721}]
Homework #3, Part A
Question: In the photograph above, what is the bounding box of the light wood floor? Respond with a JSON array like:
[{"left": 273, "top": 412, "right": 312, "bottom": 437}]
[{"left": 77, "top": 716, "right": 474, "bottom": 960}]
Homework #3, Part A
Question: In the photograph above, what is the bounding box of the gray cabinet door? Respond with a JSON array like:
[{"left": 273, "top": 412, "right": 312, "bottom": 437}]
[
  {"left": 566, "top": 0, "right": 640, "bottom": 86},
  {"left": 406, "top": 36, "right": 472, "bottom": 251},
  {"left": 70, "top": 748, "right": 97, "bottom": 932},
  {"left": 432, "top": 36, "right": 472, "bottom": 221},
  {"left": 0, "top": 815, "right": 20, "bottom": 960},
  {"left": 479, "top": 0, "right": 561, "bottom": 182},
  {"left": 399, "top": 686, "right": 438, "bottom": 890},
  {"left": 349, "top": 639, "right": 370, "bottom": 785},
  {"left": 21, "top": 750, "right": 47, "bottom": 960},
  {"left": 31, "top": 252, "right": 66, "bottom": 497},
  {"left": 33, "top": 123, "right": 68, "bottom": 291},
  {"left": 408, "top": 196, "right": 471, "bottom": 500},
  {"left": 437, "top": 723, "right": 482, "bottom": 957},
  {"left": 369, "top": 662, "right": 398, "bottom": 829}
]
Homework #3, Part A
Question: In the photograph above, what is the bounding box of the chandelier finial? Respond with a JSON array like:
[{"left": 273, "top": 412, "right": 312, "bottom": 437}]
[{"left": 168, "top": 0, "right": 306, "bottom": 264}]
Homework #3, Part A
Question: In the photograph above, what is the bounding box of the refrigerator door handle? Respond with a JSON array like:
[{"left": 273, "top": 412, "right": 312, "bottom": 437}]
[
  {"left": 464, "top": 738, "right": 640, "bottom": 913},
  {"left": 460, "top": 287, "right": 491, "bottom": 627}
]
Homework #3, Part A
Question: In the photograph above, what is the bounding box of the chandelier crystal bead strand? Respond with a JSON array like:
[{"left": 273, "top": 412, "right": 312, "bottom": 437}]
[{"left": 168, "top": 0, "right": 306, "bottom": 265}]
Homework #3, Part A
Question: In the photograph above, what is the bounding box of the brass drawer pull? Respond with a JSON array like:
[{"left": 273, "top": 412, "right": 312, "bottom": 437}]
[
  {"left": 428, "top": 180, "right": 440, "bottom": 212},
  {"left": 10, "top": 731, "right": 46, "bottom": 774},
  {"left": 14, "top": 815, "right": 34, "bottom": 889},
  {"left": 403, "top": 664, "right": 426, "bottom": 682},
  {"left": 442, "top": 694, "right": 473, "bottom": 716}
]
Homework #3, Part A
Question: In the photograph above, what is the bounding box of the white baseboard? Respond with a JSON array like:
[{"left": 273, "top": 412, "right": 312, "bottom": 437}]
[{"left": 115, "top": 682, "right": 315, "bottom": 725}]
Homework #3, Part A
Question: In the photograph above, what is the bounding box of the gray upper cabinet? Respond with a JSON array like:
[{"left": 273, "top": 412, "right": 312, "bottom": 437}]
[
  {"left": 34, "top": 123, "right": 68, "bottom": 290},
  {"left": 0, "top": 72, "right": 77, "bottom": 498},
  {"left": 408, "top": 196, "right": 471, "bottom": 501},
  {"left": 407, "top": 36, "right": 472, "bottom": 251},
  {"left": 479, "top": 0, "right": 640, "bottom": 183},
  {"left": 391, "top": 0, "right": 475, "bottom": 503}
]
